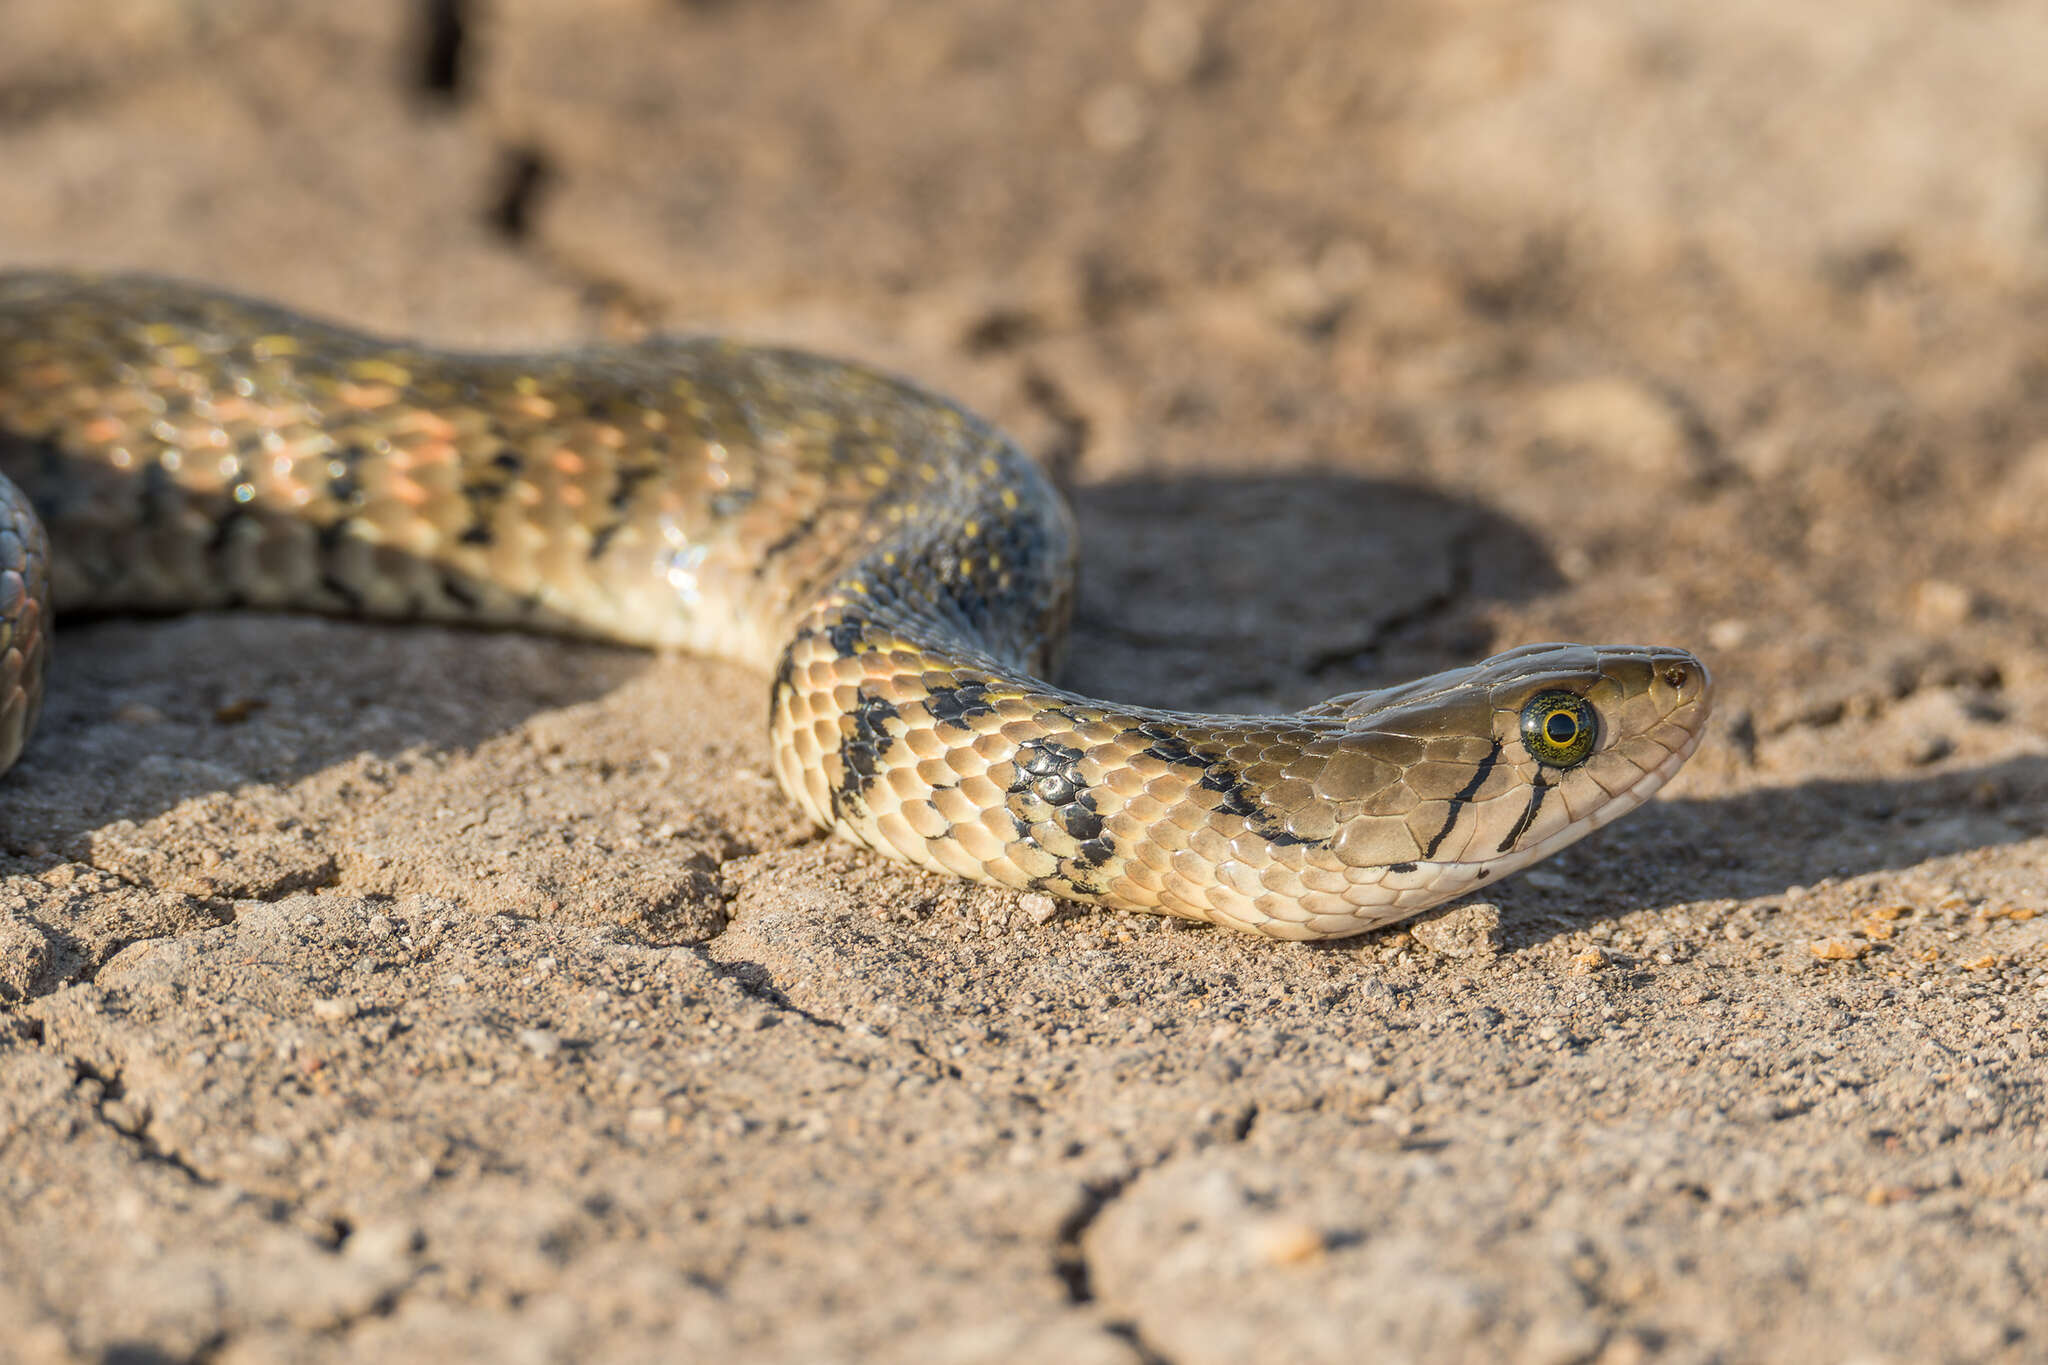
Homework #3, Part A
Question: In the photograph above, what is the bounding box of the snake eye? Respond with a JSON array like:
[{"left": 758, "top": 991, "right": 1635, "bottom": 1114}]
[{"left": 1520, "top": 690, "right": 1598, "bottom": 768}]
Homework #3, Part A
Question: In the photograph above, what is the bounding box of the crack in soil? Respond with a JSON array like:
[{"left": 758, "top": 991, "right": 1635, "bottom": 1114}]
[
  {"left": 1050, "top": 1100, "right": 1258, "bottom": 1364},
  {"left": 1304, "top": 523, "right": 1477, "bottom": 679},
  {"left": 70, "top": 1056, "right": 215, "bottom": 1189}
]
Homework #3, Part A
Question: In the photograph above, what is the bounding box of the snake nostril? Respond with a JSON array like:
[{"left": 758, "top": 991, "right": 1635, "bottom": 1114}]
[{"left": 1662, "top": 665, "right": 1688, "bottom": 690}]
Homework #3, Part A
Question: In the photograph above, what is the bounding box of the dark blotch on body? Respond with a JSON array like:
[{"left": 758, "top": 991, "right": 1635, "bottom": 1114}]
[
  {"left": 1008, "top": 738, "right": 1115, "bottom": 880},
  {"left": 833, "top": 687, "right": 900, "bottom": 819},
  {"left": 924, "top": 680, "right": 996, "bottom": 730}
]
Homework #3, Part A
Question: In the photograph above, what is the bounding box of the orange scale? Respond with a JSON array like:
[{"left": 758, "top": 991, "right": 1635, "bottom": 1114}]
[
  {"left": 873, "top": 811, "right": 925, "bottom": 861},
  {"left": 883, "top": 765, "right": 930, "bottom": 805},
  {"left": 949, "top": 820, "right": 1009, "bottom": 866},
  {"left": 900, "top": 727, "right": 948, "bottom": 762},
  {"left": 995, "top": 834, "right": 1060, "bottom": 882},
  {"left": 925, "top": 838, "right": 988, "bottom": 882},
  {"left": 929, "top": 784, "right": 982, "bottom": 828},
  {"left": 956, "top": 773, "right": 1005, "bottom": 810},
  {"left": 1118, "top": 792, "right": 1169, "bottom": 827},
  {"left": 1097, "top": 763, "right": 1149, "bottom": 800}
]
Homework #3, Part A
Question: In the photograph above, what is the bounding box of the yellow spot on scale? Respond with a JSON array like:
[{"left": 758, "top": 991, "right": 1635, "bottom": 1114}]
[
  {"left": 962, "top": 520, "right": 980, "bottom": 539},
  {"left": 139, "top": 323, "right": 184, "bottom": 347},
  {"left": 349, "top": 357, "right": 413, "bottom": 387},
  {"left": 862, "top": 465, "right": 889, "bottom": 487},
  {"left": 252, "top": 334, "right": 301, "bottom": 360},
  {"left": 1000, "top": 488, "right": 1019, "bottom": 510}
]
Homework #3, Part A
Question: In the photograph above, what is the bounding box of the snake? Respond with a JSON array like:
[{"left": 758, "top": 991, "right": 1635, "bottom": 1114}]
[{"left": 0, "top": 272, "right": 1711, "bottom": 940}]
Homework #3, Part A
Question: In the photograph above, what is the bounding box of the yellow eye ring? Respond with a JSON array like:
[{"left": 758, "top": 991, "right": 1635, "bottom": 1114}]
[{"left": 1520, "top": 691, "right": 1597, "bottom": 768}]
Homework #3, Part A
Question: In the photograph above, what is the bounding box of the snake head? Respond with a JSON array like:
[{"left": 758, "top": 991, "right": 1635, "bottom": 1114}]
[{"left": 1247, "top": 642, "right": 1712, "bottom": 935}]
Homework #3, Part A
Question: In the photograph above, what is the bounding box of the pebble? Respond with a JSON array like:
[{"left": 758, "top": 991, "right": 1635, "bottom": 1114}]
[
  {"left": 1808, "top": 937, "right": 1867, "bottom": 961},
  {"left": 517, "top": 1027, "right": 563, "bottom": 1059},
  {"left": 1019, "top": 893, "right": 1059, "bottom": 925},
  {"left": 345, "top": 1220, "right": 423, "bottom": 1265},
  {"left": 1707, "top": 618, "right": 1751, "bottom": 650},
  {"left": 1249, "top": 1218, "right": 1327, "bottom": 1267},
  {"left": 1410, "top": 903, "right": 1502, "bottom": 959},
  {"left": 311, "top": 996, "right": 360, "bottom": 1021}
]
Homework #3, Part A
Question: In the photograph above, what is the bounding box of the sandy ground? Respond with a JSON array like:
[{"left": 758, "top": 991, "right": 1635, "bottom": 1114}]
[{"left": 2, "top": 1, "right": 2047, "bottom": 1361}]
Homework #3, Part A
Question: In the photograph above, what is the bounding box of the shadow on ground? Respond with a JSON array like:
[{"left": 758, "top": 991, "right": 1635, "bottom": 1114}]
[{"left": 6, "top": 470, "right": 1557, "bottom": 845}]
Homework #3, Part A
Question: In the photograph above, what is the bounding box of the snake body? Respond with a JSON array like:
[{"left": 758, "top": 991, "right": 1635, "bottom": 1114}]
[{"left": 0, "top": 273, "right": 1711, "bottom": 939}]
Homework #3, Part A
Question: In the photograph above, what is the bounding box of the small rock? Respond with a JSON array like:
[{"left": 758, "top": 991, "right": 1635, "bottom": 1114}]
[
  {"left": 345, "top": 1220, "right": 423, "bottom": 1265},
  {"left": 311, "top": 997, "right": 360, "bottom": 1021},
  {"left": 1248, "top": 1218, "right": 1327, "bottom": 1267},
  {"left": 1570, "top": 947, "right": 1611, "bottom": 975},
  {"left": 1808, "top": 937, "right": 1867, "bottom": 961},
  {"left": 516, "top": 1027, "right": 563, "bottom": 1059},
  {"left": 1020, "top": 893, "right": 1059, "bottom": 925},
  {"left": 1410, "top": 903, "right": 1502, "bottom": 960},
  {"left": 1707, "top": 618, "right": 1751, "bottom": 650},
  {"left": 0, "top": 913, "right": 53, "bottom": 1003}
]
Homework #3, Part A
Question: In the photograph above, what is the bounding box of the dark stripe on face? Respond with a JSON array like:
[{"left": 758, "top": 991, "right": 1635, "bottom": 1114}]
[
  {"left": 1421, "top": 738, "right": 1502, "bottom": 859},
  {"left": 1496, "top": 772, "right": 1549, "bottom": 853}
]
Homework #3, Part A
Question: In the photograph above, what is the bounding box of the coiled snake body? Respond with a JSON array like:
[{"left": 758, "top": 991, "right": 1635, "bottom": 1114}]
[{"left": 0, "top": 274, "right": 1711, "bottom": 939}]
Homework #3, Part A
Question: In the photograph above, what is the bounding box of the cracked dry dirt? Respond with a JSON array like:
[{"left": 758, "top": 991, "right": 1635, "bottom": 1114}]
[{"left": 3, "top": 2, "right": 2048, "bottom": 1362}]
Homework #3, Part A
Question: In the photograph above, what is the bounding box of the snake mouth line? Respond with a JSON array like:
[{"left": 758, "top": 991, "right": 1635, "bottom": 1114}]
[{"left": 1452, "top": 716, "right": 1709, "bottom": 873}]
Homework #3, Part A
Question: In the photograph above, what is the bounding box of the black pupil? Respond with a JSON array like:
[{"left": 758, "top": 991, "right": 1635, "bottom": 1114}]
[{"left": 1545, "top": 711, "right": 1577, "bottom": 745}]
